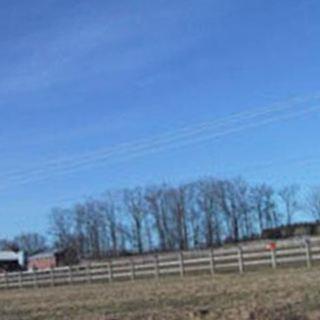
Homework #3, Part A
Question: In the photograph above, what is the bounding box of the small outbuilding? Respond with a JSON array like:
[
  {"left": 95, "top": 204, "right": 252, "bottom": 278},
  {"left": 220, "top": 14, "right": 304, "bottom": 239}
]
[{"left": 0, "top": 251, "right": 26, "bottom": 272}]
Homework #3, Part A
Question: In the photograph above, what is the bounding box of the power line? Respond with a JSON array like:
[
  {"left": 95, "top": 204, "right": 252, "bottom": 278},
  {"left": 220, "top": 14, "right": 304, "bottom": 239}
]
[
  {"left": 12, "top": 152, "right": 320, "bottom": 210},
  {"left": 0, "top": 104, "right": 319, "bottom": 190},
  {"left": 1, "top": 104, "right": 319, "bottom": 188},
  {"left": 0, "top": 94, "right": 312, "bottom": 180},
  {"left": 1, "top": 91, "right": 318, "bottom": 150}
]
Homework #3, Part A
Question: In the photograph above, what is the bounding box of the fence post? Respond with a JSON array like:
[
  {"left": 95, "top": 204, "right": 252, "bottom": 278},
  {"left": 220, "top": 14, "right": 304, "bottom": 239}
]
[
  {"left": 50, "top": 267, "right": 55, "bottom": 287},
  {"left": 237, "top": 246, "right": 244, "bottom": 274},
  {"left": 86, "top": 263, "right": 92, "bottom": 284},
  {"left": 271, "top": 248, "right": 277, "bottom": 269},
  {"left": 18, "top": 270, "right": 23, "bottom": 289},
  {"left": 4, "top": 271, "right": 9, "bottom": 289},
  {"left": 33, "top": 269, "right": 38, "bottom": 288},
  {"left": 304, "top": 239, "right": 312, "bottom": 268},
  {"left": 209, "top": 247, "right": 215, "bottom": 275},
  {"left": 68, "top": 266, "right": 73, "bottom": 284},
  {"left": 154, "top": 254, "right": 160, "bottom": 280},
  {"left": 179, "top": 251, "right": 185, "bottom": 278},
  {"left": 108, "top": 260, "right": 113, "bottom": 283},
  {"left": 130, "top": 259, "right": 135, "bottom": 281}
]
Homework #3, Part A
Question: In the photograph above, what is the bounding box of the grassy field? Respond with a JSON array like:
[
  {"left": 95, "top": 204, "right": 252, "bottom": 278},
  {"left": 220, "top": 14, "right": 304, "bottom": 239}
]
[{"left": 1, "top": 267, "right": 320, "bottom": 320}]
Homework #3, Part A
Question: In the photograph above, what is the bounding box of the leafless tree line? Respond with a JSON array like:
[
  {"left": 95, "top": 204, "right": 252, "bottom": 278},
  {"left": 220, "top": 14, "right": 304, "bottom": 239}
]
[
  {"left": 46, "top": 177, "right": 320, "bottom": 259},
  {"left": 2, "top": 177, "right": 320, "bottom": 258},
  {"left": 0, "top": 233, "right": 47, "bottom": 255}
]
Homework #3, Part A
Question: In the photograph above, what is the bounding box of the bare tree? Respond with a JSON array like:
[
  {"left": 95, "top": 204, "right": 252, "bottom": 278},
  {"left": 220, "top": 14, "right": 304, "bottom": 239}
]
[
  {"left": 215, "top": 178, "right": 252, "bottom": 242},
  {"left": 196, "top": 178, "right": 222, "bottom": 247},
  {"left": 145, "top": 185, "right": 171, "bottom": 251},
  {"left": 183, "top": 183, "right": 200, "bottom": 248},
  {"left": 307, "top": 186, "right": 320, "bottom": 220},
  {"left": 100, "top": 192, "right": 120, "bottom": 256},
  {"left": 13, "top": 233, "right": 47, "bottom": 255},
  {"left": 117, "top": 221, "right": 131, "bottom": 254},
  {"left": 279, "top": 184, "right": 300, "bottom": 225},
  {"left": 0, "top": 239, "right": 20, "bottom": 251},
  {"left": 233, "top": 179, "right": 252, "bottom": 239},
  {"left": 82, "top": 200, "right": 106, "bottom": 259},
  {"left": 167, "top": 185, "right": 189, "bottom": 250},
  {"left": 49, "top": 207, "right": 75, "bottom": 251},
  {"left": 251, "top": 184, "right": 279, "bottom": 233},
  {"left": 73, "top": 204, "right": 88, "bottom": 258},
  {"left": 123, "top": 187, "right": 146, "bottom": 254}
]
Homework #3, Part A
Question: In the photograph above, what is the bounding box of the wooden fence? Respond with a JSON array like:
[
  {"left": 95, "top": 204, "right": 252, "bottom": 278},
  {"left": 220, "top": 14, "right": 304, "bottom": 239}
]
[{"left": 1, "top": 236, "right": 320, "bottom": 290}]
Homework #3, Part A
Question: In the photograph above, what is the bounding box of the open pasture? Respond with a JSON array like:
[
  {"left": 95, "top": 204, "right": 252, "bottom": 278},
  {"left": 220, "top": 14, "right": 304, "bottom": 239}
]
[{"left": 1, "top": 267, "right": 320, "bottom": 320}]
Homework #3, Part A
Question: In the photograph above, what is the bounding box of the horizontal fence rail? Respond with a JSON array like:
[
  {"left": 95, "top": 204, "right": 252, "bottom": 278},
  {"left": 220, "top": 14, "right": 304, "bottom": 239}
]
[{"left": 1, "top": 237, "right": 320, "bottom": 290}]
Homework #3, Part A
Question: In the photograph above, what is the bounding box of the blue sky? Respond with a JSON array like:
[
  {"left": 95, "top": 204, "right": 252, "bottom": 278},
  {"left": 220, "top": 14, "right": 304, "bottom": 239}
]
[{"left": 1, "top": 0, "right": 320, "bottom": 237}]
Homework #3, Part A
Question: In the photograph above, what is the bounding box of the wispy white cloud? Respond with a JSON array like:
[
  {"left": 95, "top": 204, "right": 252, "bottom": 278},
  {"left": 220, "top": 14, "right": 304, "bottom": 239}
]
[
  {"left": 0, "top": 13, "right": 131, "bottom": 95},
  {"left": 0, "top": 1, "right": 209, "bottom": 100}
]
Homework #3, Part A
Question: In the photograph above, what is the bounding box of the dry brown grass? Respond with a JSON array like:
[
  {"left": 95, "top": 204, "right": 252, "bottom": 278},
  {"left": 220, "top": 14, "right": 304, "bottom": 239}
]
[{"left": 1, "top": 267, "right": 320, "bottom": 319}]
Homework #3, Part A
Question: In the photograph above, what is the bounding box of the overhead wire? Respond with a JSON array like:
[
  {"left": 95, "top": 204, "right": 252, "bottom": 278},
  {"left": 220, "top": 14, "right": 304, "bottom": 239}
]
[
  {"left": 0, "top": 94, "right": 314, "bottom": 181},
  {"left": 0, "top": 104, "right": 319, "bottom": 190}
]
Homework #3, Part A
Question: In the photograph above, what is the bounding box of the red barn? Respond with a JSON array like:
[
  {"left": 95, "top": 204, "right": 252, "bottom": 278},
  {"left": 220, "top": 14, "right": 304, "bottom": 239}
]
[{"left": 28, "top": 250, "right": 79, "bottom": 270}]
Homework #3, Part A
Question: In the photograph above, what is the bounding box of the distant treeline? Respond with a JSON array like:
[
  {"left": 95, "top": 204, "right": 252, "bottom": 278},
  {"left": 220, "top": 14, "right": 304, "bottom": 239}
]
[
  {"left": 1, "top": 177, "right": 320, "bottom": 259},
  {"left": 262, "top": 222, "right": 320, "bottom": 239}
]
